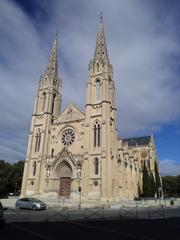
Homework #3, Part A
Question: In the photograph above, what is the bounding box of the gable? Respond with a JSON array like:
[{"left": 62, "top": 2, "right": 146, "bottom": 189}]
[
  {"left": 54, "top": 103, "right": 85, "bottom": 124},
  {"left": 52, "top": 147, "right": 76, "bottom": 168}
]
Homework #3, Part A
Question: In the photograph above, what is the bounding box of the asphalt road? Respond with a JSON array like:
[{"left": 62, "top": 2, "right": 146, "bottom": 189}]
[{"left": 0, "top": 218, "right": 180, "bottom": 240}]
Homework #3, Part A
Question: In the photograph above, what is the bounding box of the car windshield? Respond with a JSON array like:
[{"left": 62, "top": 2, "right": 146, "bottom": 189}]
[{"left": 31, "top": 198, "right": 41, "bottom": 202}]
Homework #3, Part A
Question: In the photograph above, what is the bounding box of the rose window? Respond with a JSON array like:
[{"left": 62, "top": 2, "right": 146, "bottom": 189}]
[{"left": 61, "top": 129, "right": 75, "bottom": 147}]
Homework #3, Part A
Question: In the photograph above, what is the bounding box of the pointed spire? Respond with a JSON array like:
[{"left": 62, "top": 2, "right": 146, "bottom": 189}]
[
  {"left": 45, "top": 33, "right": 58, "bottom": 81},
  {"left": 94, "top": 13, "right": 109, "bottom": 63}
]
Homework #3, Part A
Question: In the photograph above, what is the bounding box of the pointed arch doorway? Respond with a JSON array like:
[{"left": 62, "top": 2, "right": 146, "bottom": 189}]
[{"left": 59, "top": 162, "right": 72, "bottom": 197}]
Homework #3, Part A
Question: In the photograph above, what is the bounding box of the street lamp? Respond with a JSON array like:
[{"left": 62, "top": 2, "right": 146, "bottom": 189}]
[
  {"left": 14, "top": 182, "right": 17, "bottom": 196},
  {"left": 158, "top": 187, "right": 162, "bottom": 206},
  {"left": 77, "top": 163, "right": 82, "bottom": 210},
  {"left": 78, "top": 185, "right": 82, "bottom": 210}
]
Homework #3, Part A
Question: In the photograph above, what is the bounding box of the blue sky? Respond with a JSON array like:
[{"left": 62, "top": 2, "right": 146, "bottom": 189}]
[{"left": 0, "top": 0, "right": 180, "bottom": 176}]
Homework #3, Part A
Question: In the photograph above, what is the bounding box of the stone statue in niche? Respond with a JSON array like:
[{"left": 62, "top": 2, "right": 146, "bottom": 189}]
[
  {"left": 77, "top": 164, "right": 82, "bottom": 178},
  {"left": 46, "top": 166, "right": 51, "bottom": 177},
  {"left": 45, "top": 158, "right": 52, "bottom": 177}
]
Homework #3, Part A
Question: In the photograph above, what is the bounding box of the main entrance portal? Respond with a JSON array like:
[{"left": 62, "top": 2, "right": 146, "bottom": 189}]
[
  {"left": 59, "top": 162, "right": 72, "bottom": 197},
  {"left": 59, "top": 177, "right": 71, "bottom": 197}
]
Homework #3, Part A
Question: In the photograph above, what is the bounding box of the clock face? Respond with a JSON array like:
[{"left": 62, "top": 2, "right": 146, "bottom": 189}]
[{"left": 61, "top": 129, "right": 75, "bottom": 147}]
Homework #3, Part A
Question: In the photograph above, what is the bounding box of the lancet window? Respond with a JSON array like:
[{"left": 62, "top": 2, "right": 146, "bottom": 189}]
[
  {"left": 96, "top": 79, "right": 101, "bottom": 101},
  {"left": 93, "top": 120, "right": 101, "bottom": 147},
  {"left": 94, "top": 158, "right": 99, "bottom": 175},
  {"left": 51, "top": 94, "right": 56, "bottom": 115},
  {"left": 32, "top": 161, "right": 37, "bottom": 176},
  {"left": 42, "top": 92, "right": 46, "bottom": 112},
  {"left": 96, "top": 63, "right": 99, "bottom": 72},
  {"left": 35, "top": 129, "right": 41, "bottom": 152}
]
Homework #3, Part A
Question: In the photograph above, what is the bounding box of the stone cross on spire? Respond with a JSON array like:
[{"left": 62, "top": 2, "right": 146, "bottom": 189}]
[{"left": 94, "top": 13, "right": 110, "bottom": 64}]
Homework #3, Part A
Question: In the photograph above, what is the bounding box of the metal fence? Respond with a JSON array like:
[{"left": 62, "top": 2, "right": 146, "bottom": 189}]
[{"left": 4, "top": 205, "right": 180, "bottom": 222}]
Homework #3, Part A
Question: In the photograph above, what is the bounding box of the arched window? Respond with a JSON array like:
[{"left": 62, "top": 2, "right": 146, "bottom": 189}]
[
  {"left": 94, "top": 158, "right": 99, "bottom": 175},
  {"left": 93, "top": 120, "right": 101, "bottom": 147},
  {"left": 38, "top": 132, "right": 41, "bottom": 151},
  {"left": 35, "top": 133, "right": 38, "bottom": 152},
  {"left": 93, "top": 125, "right": 96, "bottom": 147},
  {"left": 96, "top": 63, "right": 99, "bottom": 72},
  {"left": 35, "top": 129, "right": 41, "bottom": 152},
  {"left": 51, "top": 148, "right": 54, "bottom": 157},
  {"left": 96, "top": 79, "right": 101, "bottom": 101},
  {"left": 42, "top": 92, "right": 46, "bottom": 112},
  {"left": 97, "top": 123, "right": 100, "bottom": 146},
  {"left": 51, "top": 94, "right": 56, "bottom": 115},
  {"left": 32, "top": 161, "right": 37, "bottom": 176}
]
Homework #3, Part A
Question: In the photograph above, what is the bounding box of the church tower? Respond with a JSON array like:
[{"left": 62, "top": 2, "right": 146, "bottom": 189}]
[
  {"left": 21, "top": 36, "right": 61, "bottom": 196},
  {"left": 83, "top": 15, "right": 118, "bottom": 200}
]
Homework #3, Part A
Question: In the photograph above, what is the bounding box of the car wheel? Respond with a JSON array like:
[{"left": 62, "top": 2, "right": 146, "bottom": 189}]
[
  {"left": 16, "top": 205, "right": 20, "bottom": 210},
  {"left": 32, "top": 205, "right": 36, "bottom": 211}
]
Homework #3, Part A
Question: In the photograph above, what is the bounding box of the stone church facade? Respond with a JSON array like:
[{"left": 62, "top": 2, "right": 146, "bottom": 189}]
[{"left": 21, "top": 16, "right": 160, "bottom": 201}]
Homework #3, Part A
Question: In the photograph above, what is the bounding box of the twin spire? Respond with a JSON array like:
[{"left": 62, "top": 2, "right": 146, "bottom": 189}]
[
  {"left": 44, "top": 33, "right": 59, "bottom": 82},
  {"left": 94, "top": 13, "right": 110, "bottom": 64},
  {"left": 44, "top": 14, "right": 110, "bottom": 81}
]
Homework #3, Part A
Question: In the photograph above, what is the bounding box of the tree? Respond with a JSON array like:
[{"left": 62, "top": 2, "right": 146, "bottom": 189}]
[
  {"left": 0, "top": 160, "right": 25, "bottom": 197},
  {"left": 0, "top": 160, "right": 12, "bottom": 197},
  {"left": 9, "top": 161, "right": 25, "bottom": 195},
  {"left": 162, "top": 175, "right": 180, "bottom": 197},
  {"left": 154, "top": 161, "right": 161, "bottom": 198},
  {"left": 138, "top": 183, "right": 142, "bottom": 197},
  {"left": 142, "top": 162, "right": 151, "bottom": 197},
  {"left": 150, "top": 172, "right": 155, "bottom": 197}
]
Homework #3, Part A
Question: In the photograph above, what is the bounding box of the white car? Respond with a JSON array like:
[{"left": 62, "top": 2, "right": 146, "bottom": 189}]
[{"left": 15, "top": 198, "right": 47, "bottom": 210}]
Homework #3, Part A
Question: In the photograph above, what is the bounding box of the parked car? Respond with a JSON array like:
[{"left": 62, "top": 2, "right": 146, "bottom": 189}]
[
  {"left": 15, "top": 198, "right": 47, "bottom": 210},
  {"left": 0, "top": 201, "right": 5, "bottom": 228}
]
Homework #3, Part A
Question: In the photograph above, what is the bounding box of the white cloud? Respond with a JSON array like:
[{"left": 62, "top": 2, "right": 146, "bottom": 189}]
[
  {"left": 50, "top": 0, "right": 180, "bottom": 136},
  {"left": 0, "top": 0, "right": 48, "bottom": 162},
  {"left": 0, "top": 0, "right": 180, "bottom": 166},
  {"left": 160, "top": 159, "right": 180, "bottom": 176}
]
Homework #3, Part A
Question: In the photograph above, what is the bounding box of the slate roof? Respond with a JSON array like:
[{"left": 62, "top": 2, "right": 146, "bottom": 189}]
[{"left": 122, "top": 136, "right": 151, "bottom": 147}]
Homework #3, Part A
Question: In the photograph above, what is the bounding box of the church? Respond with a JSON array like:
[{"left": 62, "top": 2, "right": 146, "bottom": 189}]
[{"left": 21, "top": 16, "right": 160, "bottom": 202}]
